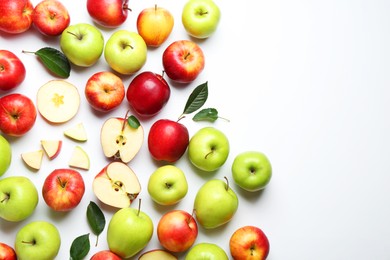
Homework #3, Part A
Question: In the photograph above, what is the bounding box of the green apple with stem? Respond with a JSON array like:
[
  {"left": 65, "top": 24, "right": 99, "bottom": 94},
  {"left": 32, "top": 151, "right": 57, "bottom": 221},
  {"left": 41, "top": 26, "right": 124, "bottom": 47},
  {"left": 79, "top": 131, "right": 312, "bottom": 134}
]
[
  {"left": 185, "top": 242, "right": 228, "bottom": 260},
  {"left": 0, "top": 135, "right": 11, "bottom": 177}
]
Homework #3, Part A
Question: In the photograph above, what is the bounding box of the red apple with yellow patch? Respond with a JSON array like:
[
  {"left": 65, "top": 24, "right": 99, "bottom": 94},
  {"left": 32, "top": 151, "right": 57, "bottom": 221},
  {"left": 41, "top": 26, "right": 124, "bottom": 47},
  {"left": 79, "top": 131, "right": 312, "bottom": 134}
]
[
  {"left": 90, "top": 250, "right": 121, "bottom": 260},
  {"left": 87, "top": 0, "right": 131, "bottom": 28},
  {"left": 0, "top": 50, "right": 26, "bottom": 91},
  {"left": 0, "top": 0, "right": 34, "bottom": 34},
  {"left": 32, "top": 0, "right": 70, "bottom": 36},
  {"left": 0, "top": 242, "right": 16, "bottom": 260}
]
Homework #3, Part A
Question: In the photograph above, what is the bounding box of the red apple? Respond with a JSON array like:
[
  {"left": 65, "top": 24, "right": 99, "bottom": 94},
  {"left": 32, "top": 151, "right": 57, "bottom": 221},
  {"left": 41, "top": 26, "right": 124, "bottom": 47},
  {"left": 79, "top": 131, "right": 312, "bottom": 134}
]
[
  {"left": 0, "top": 0, "right": 34, "bottom": 34},
  {"left": 0, "top": 93, "right": 37, "bottom": 136},
  {"left": 42, "top": 168, "right": 85, "bottom": 211},
  {"left": 85, "top": 71, "right": 125, "bottom": 112},
  {"left": 148, "top": 119, "right": 189, "bottom": 163},
  {"left": 90, "top": 250, "right": 121, "bottom": 260},
  {"left": 126, "top": 71, "right": 171, "bottom": 117},
  {"left": 157, "top": 210, "right": 198, "bottom": 253},
  {"left": 87, "top": 0, "right": 131, "bottom": 28},
  {"left": 162, "top": 40, "right": 205, "bottom": 84},
  {"left": 0, "top": 242, "right": 16, "bottom": 260},
  {"left": 0, "top": 50, "right": 26, "bottom": 91},
  {"left": 32, "top": 0, "right": 70, "bottom": 36},
  {"left": 229, "top": 225, "right": 270, "bottom": 260}
]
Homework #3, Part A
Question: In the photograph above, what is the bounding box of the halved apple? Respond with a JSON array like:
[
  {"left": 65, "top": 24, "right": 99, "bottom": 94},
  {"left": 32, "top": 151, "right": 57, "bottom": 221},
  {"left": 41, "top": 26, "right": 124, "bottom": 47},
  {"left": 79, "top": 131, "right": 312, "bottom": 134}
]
[
  {"left": 92, "top": 161, "right": 141, "bottom": 208},
  {"left": 100, "top": 117, "right": 143, "bottom": 163},
  {"left": 64, "top": 123, "right": 88, "bottom": 142},
  {"left": 41, "top": 140, "right": 62, "bottom": 160},
  {"left": 69, "top": 146, "right": 90, "bottom": 170},
  {"left": 139, "top": 249, "right": 178, "bottom": 260},
  {"left": 21, "top": 150, "right": 44, "bottom": 170},
  {"left": 37, "top": 80, "right": 80, "bottom": 124}
]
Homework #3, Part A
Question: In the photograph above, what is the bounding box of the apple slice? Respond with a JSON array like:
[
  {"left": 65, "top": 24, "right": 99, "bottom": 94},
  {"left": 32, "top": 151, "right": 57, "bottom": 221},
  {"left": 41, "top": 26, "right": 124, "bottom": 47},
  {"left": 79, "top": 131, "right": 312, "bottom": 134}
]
[
  {"left": 21, "top": 150, "right": 44, "bottom": 170},
  {"left": 64, "top": 122, "right": 87, "bottom": 142},
  {"left": 139, "top": 249, "right": 178, "bottom": 260},
  {"left": 41, "top": 140, "right": 62, "bottom": 160},
  {"left": 37, "top": 80, "right": 80, "bottom": 123},
  {"left": 69, "top": 146, "right": 90, "bottom": 170},
  {"left": 100, "top": 117, "right": 143, "bottom": 163},
  {"left": 93, "top": 161, "right": 141, "bottom": 208}
]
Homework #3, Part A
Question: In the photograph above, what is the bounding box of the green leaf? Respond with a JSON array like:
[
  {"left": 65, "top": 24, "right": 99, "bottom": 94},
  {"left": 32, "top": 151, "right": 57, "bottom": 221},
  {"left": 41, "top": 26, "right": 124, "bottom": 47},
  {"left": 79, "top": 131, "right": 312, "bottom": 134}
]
[
  {"left": 127, "top": 115, "right": 141, "bottom": 129},
  {"left": 183, "top": 81, "right": 208, "bottom": 115},
  {"left": 70, "top": 233, "right": 90, "bottom": 260},
  {"left": 86, "top": 201, "right": 105, "bottom": 246},
  {"left": 193, "top": 108, "right": 219, "bottom": 122},
  {"left": 28, "top": 47, "right": 71, "bottom": 78}
]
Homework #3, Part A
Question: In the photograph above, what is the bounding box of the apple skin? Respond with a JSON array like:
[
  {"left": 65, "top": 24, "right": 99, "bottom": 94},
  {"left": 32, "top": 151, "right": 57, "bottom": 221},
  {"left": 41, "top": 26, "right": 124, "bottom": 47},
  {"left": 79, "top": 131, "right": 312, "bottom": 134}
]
[
  {"left": 0, "top": 242, "right": 16, "bottom": 260},
  {"left": 42, "top": 168, "right": 85, "bottom": 211},
  {"left": 0, "top": 0, "right": 34, "bottom": 34},
  {"left": 0, "top": 93, "right": 37, "bottom": 137},
  {"left": 90, "top": 250, "right": 121, "bottom": 260},
  {"left": 185, "top": 242, "right": 228, "bottom": 260},
  {"left": 148, "top": 119, "right": 189, "bottom": 163},
  {"left": 162, "top": 40, "right": 205, "bottom": 83},
  {"left": 0, "top": 135, "right": 12, "bottom": 177},
  {"left": 0, "top": 50, "right": 26, "bottom": 91},
  {"left": 87, "top": 0, "right": 130, "bottom": 28},
  {"left": 32, "top": 0, "right": 70, "bottom": 36},
  {"left": 229, "top": 225, "right": 270, "bottom": 260},
  {"left": 126, "top": 71, "right": 171, "bottom": 117}
]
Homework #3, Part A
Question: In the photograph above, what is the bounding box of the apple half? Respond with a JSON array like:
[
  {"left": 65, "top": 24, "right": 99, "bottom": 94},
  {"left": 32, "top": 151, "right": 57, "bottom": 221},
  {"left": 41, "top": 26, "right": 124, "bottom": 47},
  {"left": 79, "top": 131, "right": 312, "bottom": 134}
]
[
  {"left": 64, "top": 123, "right": 88, "bottom": 142},
  {"left": 21, "top": 150, "right": 44, "bottom": 170},
  {"left": 139, "top": 249, "right": 177, "bottom": 260},
  {"left": 69, "top": 146, "right": 90, "bottom": 170},
  {"left": 93, "top": 161, "right": 141, "bottom": 208},
  {"left": 41, "top": 140, "right": 62, "bottom": 160}
]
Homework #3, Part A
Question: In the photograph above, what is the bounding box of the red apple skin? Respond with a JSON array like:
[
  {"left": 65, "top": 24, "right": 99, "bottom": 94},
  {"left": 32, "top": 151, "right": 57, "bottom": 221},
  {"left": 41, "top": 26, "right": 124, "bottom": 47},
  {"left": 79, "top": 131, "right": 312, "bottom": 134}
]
[
  {"left": 148, "top": 119, "right": 189, "bottom": 163},
  {"left": 157, "top": 210, "right": 198, "bottom": 253},
  {"left": 90, "top": 250, "right": 121, "bottom": 260},
  {"left": 87, "top": 0, "right": 130, "bottom": 28},
  {"left": 229, "top": 226, "right": 270, "bottom": 260},
  {"left": 0, "top": 242, "right": 17, "bottom": 260},
  {"left": 0, "top": 50, "right": 26, "bottom": 91},
  {"left": 32, "top": 0, "right": 70, "bottom": 36},
  {"left": 126, "top": 71, "right": 171, "bottom": 117},
  {"left": 0, "top": 0, "right": 34, "bottom": 34},
  {"left": 162, "top": 40, "right": 205, "bottom": 84},
  {"left": 0, "top": 93, "right": 37, "bottom": 137},
  {"left": 42, "top": 168, "right": 85, "bottom": 212}
]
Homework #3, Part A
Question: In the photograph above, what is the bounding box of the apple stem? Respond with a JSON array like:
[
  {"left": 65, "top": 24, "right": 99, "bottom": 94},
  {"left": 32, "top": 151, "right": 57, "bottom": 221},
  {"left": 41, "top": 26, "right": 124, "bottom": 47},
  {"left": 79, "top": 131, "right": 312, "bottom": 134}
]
[
  {"left": 57, "top": 176, "right": 67, "bottom": 189},
  {"left": 21, "top": 240, "right": 36, "bottom": 245},
  {"left": 0, "top": 193, "right": 9, "bottom": 203},
  {"left": 95, "top": 235, "right": 99, "bottom": 247},
  {"left": 137, "top": 198, "right": 142, "bottom": 216},
  {"left": 21, "top": 50, "right": 36, "bottom": 55},
  {"left": 205, "top": 147, "right": 215, "bottom": 159},
  {"left": 67, "top": 31, "right": 83, "bottom": 40},
  {"left": 122, "top": 110, "right": 130, "bottom": 132},
  {"left": 224, "top": 176, "right": 230, "bottom": 191},
  {"left": 184, "top": 52, "right": 191, "bottom": 60}
]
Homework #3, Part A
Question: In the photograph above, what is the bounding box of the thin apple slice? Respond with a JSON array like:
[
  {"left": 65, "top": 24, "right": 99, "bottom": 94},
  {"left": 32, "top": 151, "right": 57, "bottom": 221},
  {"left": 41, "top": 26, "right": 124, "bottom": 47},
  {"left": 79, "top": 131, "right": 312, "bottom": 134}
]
[
  {"left": 93, "top": 161, "right": 141, "bottom": 208},
  {"left": 37, "top": 80, "right": 80, "bottom": 123},
  {"left": 69, "top": 146, "right": 90, "bottom": 170},
  {"left": 64, "top": 122, "right": 87, "bottom": 142},
  {"left": 139, "top": 249, "right": 178, "bottom": 260},
  {"left": 21, "top": 150, "right": 44, "bottom": 170},
  {"left": 41, "top": 140, "right": 62, "bottom": 160}
]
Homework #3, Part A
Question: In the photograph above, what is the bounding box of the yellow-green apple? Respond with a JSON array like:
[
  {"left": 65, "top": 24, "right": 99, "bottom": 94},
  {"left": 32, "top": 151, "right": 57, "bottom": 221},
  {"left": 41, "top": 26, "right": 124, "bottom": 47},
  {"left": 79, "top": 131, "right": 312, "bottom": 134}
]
[
  {"left": 104, "top": 30, "right": 147, "bottom": 75},
  {"left": 0, "top": 0, "right": 34, "bottom": 34},
  {"left": 92, "top": 161, "right": 141, "bottom": 208},
  {"left": 0, "top": 242, "right": 16, "bottom": 260},
  {"left": 42, "top": 168, "right": 85, "bottom": 211},
  {"left": 63, "top": 122, "right": 87, "bottom": 142},
  {"left": 0, "top": 93, "right": 37, "bottom": 137},
  {"left": 136, "top": 5, "right": 174, "bottom": 47},
  {"left": 87, "top": 0, "right": 131, "bottom": 28},
  {"left": 15, "top": 221, "right": 61, "bottom": 260},
  {"left": 229, "top": 225, "right": 270, "bottom": 260},
  {"left": 60, "top": 23, "right": 104, "bottom": 67},
  {"left": 232, "top": 151, "right": 272, "bottom": 192},
  {"left": 107, "top": 204, "right": 154, "bottom": 258},
  {"left": 147, "top": 165, "right": 188, "bottom": 205},
  {"left": 32, "top": 0, "right": 70, "bottom": 36},
  {"left": 0, "top": 135, "right": 11, "bottom": 177},
  {"left": 0, "top": 50, "right": 26, "bottom": 91},
  {"left": 126, "top": 71, "right": 171, "bottom": 117},
  {"left": 0, "top": 176, "right": 38, "bottom": 222},
  {"left": 21, "top": 149, "right": 44, "bottom": 171},
  {"left": 148, "top": 119, "right": 189, "bottom": 163},
  {"left": 90, "top": 250, "right": 121, "bottom": 260},
  {"left": 185, "top": 243, "right": 228, "bottom": 260},
  {"left": 68, "top": 145, "right": 90, "bottom": 170},
  {"left": 194, "top": 178, "right": 238, "bottom": 229},
  {"left": 157, "top": 210, "right": 198, "bottom": 253},
  {"left": 162, "top": 40, "right": 205, "bottom": 83},
  {"left": 85, "top": 71, "right": 125, "bottom": 112},
  {"left": 40, "top": 139, "right": 62, "bottom": 160},
  {"left": 139, "top": 249, "right": 177, "bottom": 260},
  {"left": 188, "top": 126, "right": 229, "bottom": 172},
  {"left": 182, "top": 0, "right": 221, "bottom": 39}
]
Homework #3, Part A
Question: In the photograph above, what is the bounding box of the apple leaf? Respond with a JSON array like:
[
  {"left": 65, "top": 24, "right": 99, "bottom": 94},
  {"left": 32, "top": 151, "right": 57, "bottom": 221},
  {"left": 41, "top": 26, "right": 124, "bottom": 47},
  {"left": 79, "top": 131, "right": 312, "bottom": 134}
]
[
  {"left": 127, "top": 115, "right": 141, "bottom": 129},
  {"left": 182, "top": 81, "right": 208, "bottom": 115},
  {"left": 70, "top": 233, "right": 90, "bottom": 260},
  {"left": 193, "top": 108, "right": 219, "bottom": 122},
  {"left": 86, "top": 201, "right": 105, "bottom": 246}
]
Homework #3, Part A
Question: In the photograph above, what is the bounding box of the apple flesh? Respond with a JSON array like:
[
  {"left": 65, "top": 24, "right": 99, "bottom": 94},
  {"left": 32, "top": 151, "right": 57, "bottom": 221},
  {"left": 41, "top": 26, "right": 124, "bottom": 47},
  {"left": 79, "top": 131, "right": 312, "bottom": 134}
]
[
  {"left": 0, "top": 135, "right": 12, "bottom": 177},
  {"left": 21, "top": 149, "right": 44, "bottom": 171},
  {"left": 0, "top": 50, "right": 26, "bottom": 91},
  {"left": 41, "top": 139, "right": 62, "bottom": 160},
  {"left": 0, "top": 242, "right": 16, "bottom": 260},
  {"left": 90, "top": 250, "right": 121, "bottom": 260},
  {"left": 0, "top": 0, "right": 34, "bottom": 34},
  {"left": 139, "top": 249, "right": 177, "bottom": 260},
  {"left": 63, "top": 122, "right": 87, "bottom": 142},
  {"left": 68, "top": 145, "right": 90, "bottom": 170},
  {"left": 87, "top": 0, "right": 130, "bottom": 28},
  {"left": 32, "top": 0, "right": 70, "bottom": 36}
]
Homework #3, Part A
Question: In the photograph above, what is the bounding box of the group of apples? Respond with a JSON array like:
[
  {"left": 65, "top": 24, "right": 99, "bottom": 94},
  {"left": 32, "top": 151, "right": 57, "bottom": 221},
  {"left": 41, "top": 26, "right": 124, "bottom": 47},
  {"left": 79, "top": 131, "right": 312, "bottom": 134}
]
[{"left": 1, "top": 0, "right": 272, "bottom": 259}]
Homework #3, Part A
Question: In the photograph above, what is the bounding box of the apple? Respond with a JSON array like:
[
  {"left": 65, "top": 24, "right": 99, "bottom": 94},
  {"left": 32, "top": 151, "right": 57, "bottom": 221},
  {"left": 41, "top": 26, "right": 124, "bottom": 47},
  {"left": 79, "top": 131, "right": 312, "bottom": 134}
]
[
  {"left": 41, "top": 139, "right": 62, "bottom": 160},
  {"left": 90, "top": 250, "right": 121, "bottom": 260},
  {"left": 188, "top": 126, "right": 229, "bottom": 172},
  {"left": 63, "top": 122, "right": 87, "bottom": 142},
  {"left": 0, "top": 135, "right": 12, "bottom": 177},
  {"left": 68, "top": 145, "right": 90, "bottom": 170},
  {"left": 194, "top": 178, "right": 238, "bottom": 229},
  {"left": 0, "top": 50, "right": 26, "bottom": 91},
  {"left": 93, "top": 161, "right": 141, "bottom": 208},
  {"left": 104, "top": 30, "right": 147, "bottom": 75},
  {"left": 32, "top": 0, "right": 70, "bottom": 36},
  {"left": 0, "top": 242, "right": 16, "bottom": 260},
  {"left": 139, "top": 249, "right": 177, "bottom": 260},
  {"left": 162, "top": 40, "right": 205, "bottom": 83},
  {"left": 185, "top": 242, "right": 228, "bottom": 260},
  {"left": 85, "top": 71, "right": 125, "bottom": 112},
  {"left": 21, "top": 149, "right": 44, "bottom": 171},
  {"left": 87, "top": 0, "right": 131, "bottom": 28},
  {"left": 148, "top": 119, "right": 189, "bottom": 163},
  {"left": 157, "top": 210, "right": 198, "bottom": 253},
  {"left": 147, "top": 165, "right": 188, "bottom": 205},
  {"left": 14, "top": 221, "right": 61, "bottom": 260},
  {"left": 0, "top": 0, "right": 34, "bottom": 34},
  {"left": 137, "top": 5, "right": 174, "bottom": 47},
  {"left": 182, "top": 0, "right": 221, "bottom": 39},
  {"left": 126, "top": 71, "right": 171, "bottom": 117},
  {"left": 42, "top": 168, "right": 85, "bottom": 211},
  {"left": 60, "top": 23, "right": 104, "bottom": 67},
  {"left": 0, "top": 176, "right": 38, "bottom": 222},
  {"left": 0, "top": 93, "right": 37, "bottom": 137}
]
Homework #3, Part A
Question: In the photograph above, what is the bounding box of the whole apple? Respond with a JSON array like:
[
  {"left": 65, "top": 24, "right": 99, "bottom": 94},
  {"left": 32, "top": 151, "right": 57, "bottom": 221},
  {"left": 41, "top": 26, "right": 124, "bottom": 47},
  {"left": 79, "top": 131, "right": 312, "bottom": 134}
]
[
  {"left": 0, "top": 50, "right": 26, "bottom": 91},
  {"left": 90, "top": 250, "right": 121, "bottom": 260},
  {"left": 0, "top": 135, "right": 12, "bottom": 177},
  {"left": 0, "top": 0, "right": 34, "bottom": 34},
  {"left": 87, "top": 0, "right": 130, "bottom": 28},
  {"left": 0, "top": 242, "right": 16, "bottom": 260},
  {"left": 185, "top": 242, "right": 228, "bottom": 260},
  {"left": 32, "top": 0, "right": 70, "bottom": 36}
]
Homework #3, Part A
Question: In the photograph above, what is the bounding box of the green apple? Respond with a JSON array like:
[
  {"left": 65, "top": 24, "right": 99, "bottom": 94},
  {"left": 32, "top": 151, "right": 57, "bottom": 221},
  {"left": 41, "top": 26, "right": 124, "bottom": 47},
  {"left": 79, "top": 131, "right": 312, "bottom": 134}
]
[
  {"left": 148, "top": 165, "right": 188, "bottom": 205},
  {"left": 0, "top": 135, "right": 11, "bottom": 177},
  {"left": 185, "top": 242, "right": 228, "bottom": 260},
  {"left": 15, "top": 221, "right": 61, "bottom": 260},
  {"left": 194, "top": 178, "right": 238, "bottom": 229},
  {"left": 60, "top": 23, "right": 104, "bottom": 67},
  {"left": 0, "top": 176, "right": 38, "bottom": 222},
  {"left": 104, "top": 30, "right": 147, "bottom": 75},
  {"left": 188, "top": 127, "right": 229, "bottom": 172},
  {"left": 182, "top": 0, "right": 221, "bottom": 39},
  {"left": 232, "top": 151, "right": 272, "bottom": 192},
  {"left": 107, "top": 206, "right": 154, "bottom": 258}
]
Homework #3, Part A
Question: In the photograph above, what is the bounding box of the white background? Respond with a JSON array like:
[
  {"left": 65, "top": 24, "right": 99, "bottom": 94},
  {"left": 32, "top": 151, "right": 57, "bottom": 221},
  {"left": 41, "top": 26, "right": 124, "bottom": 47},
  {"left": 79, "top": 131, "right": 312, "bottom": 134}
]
[{"left": 1, "top": 0, "right": 390, "bottom": 259}]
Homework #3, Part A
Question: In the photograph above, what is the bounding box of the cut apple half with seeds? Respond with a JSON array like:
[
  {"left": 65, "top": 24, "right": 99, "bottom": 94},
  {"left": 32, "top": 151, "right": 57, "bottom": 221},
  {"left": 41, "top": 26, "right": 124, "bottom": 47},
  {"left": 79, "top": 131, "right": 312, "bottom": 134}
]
[
  {"left": 92, "top": 161, "right": 141, "bottom": 208},
  {"left": 69, "top": 146, "right": 90, "bottom": 170},
  {"left": 21, "top": 150, "right": 44, "bottom": 170},
  {"left": 64, "top": 122, "right": 87, "bottom": 142},
  {"left": 41, "top": 140, "right": 62, "bottom": 160},
  {"left": 139, "top": 249, "right": 178, "bottom": 260}
]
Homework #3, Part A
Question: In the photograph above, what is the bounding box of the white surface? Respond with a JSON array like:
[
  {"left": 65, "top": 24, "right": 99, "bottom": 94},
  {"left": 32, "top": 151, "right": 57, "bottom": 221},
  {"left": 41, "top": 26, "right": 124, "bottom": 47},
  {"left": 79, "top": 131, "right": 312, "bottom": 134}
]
[{"left": 1, "top": 0, "right": 390, "bottom": 259}]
